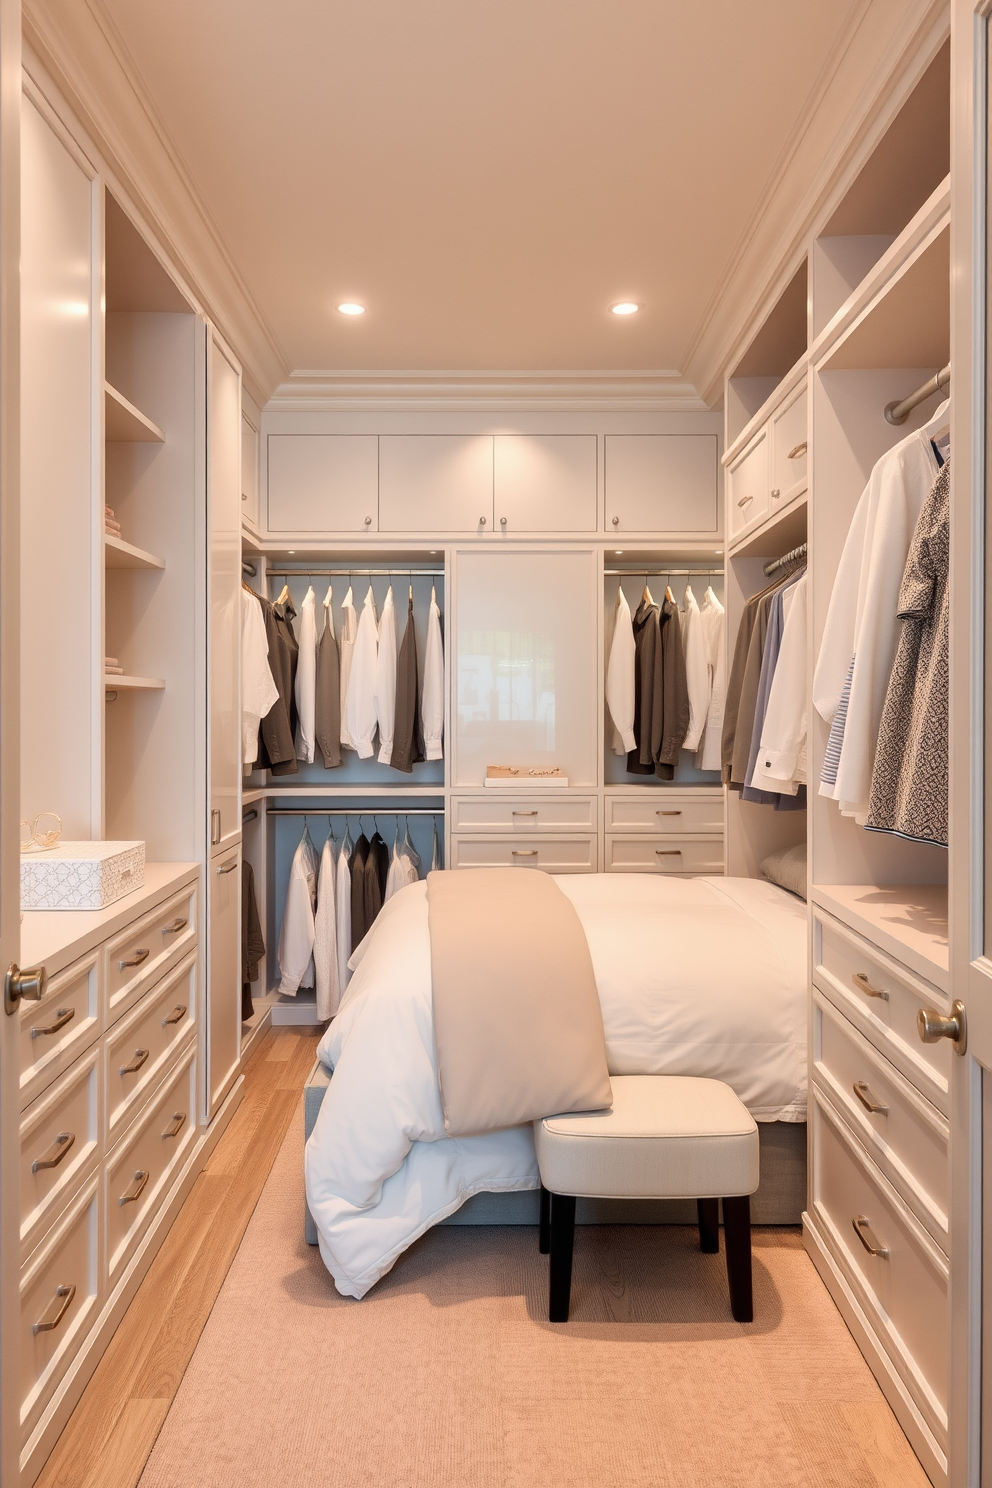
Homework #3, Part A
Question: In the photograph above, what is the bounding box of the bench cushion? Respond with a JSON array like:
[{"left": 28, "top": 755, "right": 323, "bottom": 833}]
[{"left": 534, "top": 1075, "right": 759, "bottom": 1200}]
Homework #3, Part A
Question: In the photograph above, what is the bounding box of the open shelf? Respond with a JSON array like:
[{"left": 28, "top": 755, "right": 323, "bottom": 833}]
[
  {"left": 812, "top": 883, "right": 948, "bottom": 991},
  {"left": 104, "top": 674, "right": 165, "bottom": 691},
  {"left": 104, "top": 534, "right": 166, "bottom": 571},
  {"left": 105, "top": 381, "right": 165, "bottom": 443},
  {"left": 819, "top": 217, "right": 949, "bottom": 372}
]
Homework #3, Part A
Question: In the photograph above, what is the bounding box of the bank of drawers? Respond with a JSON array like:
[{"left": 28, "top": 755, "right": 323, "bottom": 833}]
[
  {"left": 605, "top": 789, "right": 724, "bottom": 876},
  {"left": 450, "top": 793, "right": 599, "bottom": 873}
]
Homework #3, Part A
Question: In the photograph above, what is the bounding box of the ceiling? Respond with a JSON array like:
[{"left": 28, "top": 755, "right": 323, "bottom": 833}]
[{"left": 98, "top": 0, "right": 857, "bottom": 383}]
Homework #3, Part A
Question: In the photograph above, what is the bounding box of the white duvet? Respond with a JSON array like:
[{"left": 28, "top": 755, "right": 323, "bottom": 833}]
[{"left": 306, "top": 873, "right": 807, "bottom": 1298}]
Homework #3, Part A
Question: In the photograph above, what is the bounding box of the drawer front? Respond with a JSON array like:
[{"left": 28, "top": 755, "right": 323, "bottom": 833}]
[
  {"left": 450, "top": 794, "right": 597, "bottom": 832},
  {"left": 813, "top": 992, "right": 948, "bottom": 1245},
  {"left": 770, "top": 380, "right": 807, "bottom": 496},
  {"left": 19, "top": 952, "right": 100, "bottom": 1111},
  {"left": 605, "top": 793, "right": 723, "bottom": 833},
  {"left": 605, "top": 835, "right": 725, "bottom": 875},
  {"left": 814, "top": 912, "right": 951, "bottom": 1111},
  {"left": 448, "top": 835, "right": 597, "bottom": 872},
  {"left": 105, "top": 1045, "right": 197, "bottom": 1287},
  {"left": 20, "top": 1049, "right": 100, "bottom": 1263},
  {"left": 105, "top": 953, "right": 196, "bottom": 1142},
  {"left": 104, "top": 882, "right": 197, "bottom": 1025},
  {"left": 20, "top": 1174, "right": 100, "bottom": 1444},
  {"left": 727, "top": 429, "right": 768, "bottom": 541},
  {"left": 811, "top": 1090, "right": 948, "bottom": 1443}
]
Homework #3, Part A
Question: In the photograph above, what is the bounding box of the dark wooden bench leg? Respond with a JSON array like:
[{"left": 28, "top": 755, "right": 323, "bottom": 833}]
[
  {"left": 539, "top": 1185, "right": 551, "bottom": 1254},
  {"left": 548, "top": 1193, "right": 576, "bottom": 1322},
  {"left": 697, "top": 1197, "right": 719, "bottom": 1254},
  {"left": 722, "top": 1195, "right": 753, "bottom": 1322}
]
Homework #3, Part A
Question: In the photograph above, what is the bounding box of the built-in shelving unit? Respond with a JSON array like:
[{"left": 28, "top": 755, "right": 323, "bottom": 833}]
[
  {"left": 104, "top": 674, "right": 166, "bottom": 691},
  {"left": 104, "top": 380, "right": 165, "bottom": 443},
  {"left": 104, "top": 534, "right": 166, "bottom": 571}
]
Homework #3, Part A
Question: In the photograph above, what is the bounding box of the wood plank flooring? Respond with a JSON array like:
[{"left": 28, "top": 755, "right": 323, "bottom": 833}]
[{"left": 36, "top": 1027, "right": 320, "bottom": 1488}]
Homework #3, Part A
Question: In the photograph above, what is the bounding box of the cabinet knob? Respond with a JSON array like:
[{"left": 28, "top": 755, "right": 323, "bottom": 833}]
[
  {"left": 364, "top": 515, "right": 372, "bottom": 527},
  {"left": 771, "top": 488, "right": 781, "bottom": 499},
  {"left": 612, "top": 516, "right": 619, "bottom": 527},
  {"left": 479, "top": 515, "right": 487, "bottom": 526},
  {"left": 500, "top": 516, "right": 507, "bottom": 527}
]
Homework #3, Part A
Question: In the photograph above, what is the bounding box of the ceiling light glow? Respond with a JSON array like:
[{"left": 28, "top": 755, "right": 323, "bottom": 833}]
[
  {"left": 338, "top": 301, "right": 366, "bottom": 316},
  {"left": 611, "top": 302, "right": 639, "bottom": 316}
]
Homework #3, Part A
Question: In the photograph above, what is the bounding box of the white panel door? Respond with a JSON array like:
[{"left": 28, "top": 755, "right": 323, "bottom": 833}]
[
  {"left": 206, "top": 848, "right": 240, "bottom": 1120},
  {"left": 493, "top": 435, "right": 597, "bottom": 533},
  {"left": 379, "top": 435, "right": 493, "bottom": 532},
  {"left": 605, "top": 434, "right": 718, "bottom": 533},
  {"left": 267, "top": 434, "right": 378, "bottom": 533},
  {"left": 206, "top": 328, "right": 241, "bottom": 855}
]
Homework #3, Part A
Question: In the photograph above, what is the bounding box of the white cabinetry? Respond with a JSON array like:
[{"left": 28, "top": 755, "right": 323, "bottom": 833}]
[
  {"left": 727, "top": 428, "right": 769, "bottom": 544},
  {"left": 605, "top": 434, "right": 718, "bottom": 533},
  {"left": 604, "top": 788, "right": 725, "bottom": 875},
  {"left": 379, "top": 435, "right": 493, "bottom": 533},
  {"left": 770, "top": 380, "right": 807, "bottom": 501},
  {"left": 206, "top": 848, "right": 240, "bottom": 1121},
  {"left": 241, "top": 412, "right": 259, "bottom": 529},
  {"left": 266, "top": 434, "right": 378, "bottom": 533},
  {"left": 206, "top": 327, "right": 242, "bottom": 856},
  {"left": 493, "top": 435, "right": 597, "bottom": 533}
]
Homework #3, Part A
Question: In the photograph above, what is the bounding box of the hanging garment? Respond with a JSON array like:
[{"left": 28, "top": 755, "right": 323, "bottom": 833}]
[
  {"left": 724, "top": 563, "right": 803, "bottom": 789},
  {"left": 820, "top": 659, "right": 854, "bottom": 790},
  {"left": 241, "top": 588, "right": 279, "bottom": 767},
  {"left": 350, "top": 833, "right": 371, "bottom": 950},
  {"left": 431, "top": 817, "right": 442, "bottom": 872},
  {"left": 374, "top": 585, "right": 398, "bottom": 766},
  {"left": 335, "top": 834, "right": 353, "bottom": 995},
  {"left": 313, "top": 834, "right": 341, "bottom": 1020},
  {"left": 627, "top": 594, "right": 662, "bottom": 776},
  {"left": 696, "top": 587, "right": 726, "bottom": 772},
  {"left": 392, "top": 594, "right": 426, "bottom": 774},
  {"left": 750, "top": 573, "right": 809, "bottom": 796},
  {"left": 241, "top": 858, "right": 265, "bottom": 1022},
  {"left": 681, "top": 585, "right": 709, "bottom": 755},
  {"left": 741, "top": 569, "right": 806, "bottom": 806},
  {"left": 384, "top": 826, "right": 421, "bottom": 900},
  {"left": 865, "top": 461, "right": 950, "bottom": 847},
  {"left": 813, "top": 420, "right": 943, "bottom": 823},
  {"left": 315, "top": 589, "right": 342, "bottom": 769},
  {"left": 721, "top": 589, "right": 764, "bottom": 783},
  {"left": 365, "top": 831, "right": 389, "bottom": 931},
  {"left": 422, "top": 586, "right": 444, "bottom": 761},
  {"left": 658, "top": 595, "right": 690, "bottom": 778},
  {"left": 255, "top": 596, "right": 299, "bottom": 775},
  {"left": 276, "top": 828, "right": 318, "bottom": 995},
  {"left": 294, "top": 586, "right": 318, "bottom": 763},
  {"left": 345, "top": 587, "right": 379, "bottom": 759},
  {"left": 339, "top": 587, "right": 359, "bottom": 750},
  {"left": 605, "top": 586, "right": 636, "bottom": 755}
]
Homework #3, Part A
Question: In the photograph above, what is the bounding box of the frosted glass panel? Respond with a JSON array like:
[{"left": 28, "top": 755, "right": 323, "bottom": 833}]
[{"left": 454, "top": 551, "right": 596, "bottom": 786}]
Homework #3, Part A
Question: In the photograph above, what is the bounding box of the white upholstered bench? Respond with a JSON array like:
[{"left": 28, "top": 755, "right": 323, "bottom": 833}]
[{"left": 534, "top": 1075, "right": 760, "bottom": 1323}]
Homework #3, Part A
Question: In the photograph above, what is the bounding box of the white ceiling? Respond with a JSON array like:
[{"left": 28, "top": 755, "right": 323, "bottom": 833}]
[{"left": 99, "top": 0, "right": 856, "bottom": 382}]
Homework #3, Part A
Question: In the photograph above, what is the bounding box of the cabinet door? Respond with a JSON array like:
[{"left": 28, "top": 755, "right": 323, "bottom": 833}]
[
  {"left": 605, "top": 435, "right": 718, "bottom": 533},
  {"left": 206, "top": 848, "right": 241, "bottom": 1120},
  {"left": 379, "top": 435, "right": 493, "bottom": 532},
  {"left": 207, "top": 328, "right": 242, "bottom": 854},
  {"left": 770, "top": 381, "right": 807, "bottom": 500},
  {"left": 267, "top": 434, "right": 378, "bottom": 533},
  {"left": 727, "top": 428, "right": 769, "bottom": 543},
  {"left": 493, "top": 435, "right": 597, "bottom": 533},
  {"left": 241, "top": 412, "right": 258, "bottom": 528}
]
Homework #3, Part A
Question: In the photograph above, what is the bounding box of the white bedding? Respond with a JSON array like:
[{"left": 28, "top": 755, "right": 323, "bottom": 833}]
[{"left": 306, "top": 873, "right": 807, "bottom": 1298}]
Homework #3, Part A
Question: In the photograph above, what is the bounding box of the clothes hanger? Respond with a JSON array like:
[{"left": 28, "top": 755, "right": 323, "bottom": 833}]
[
  {"left": 276, "top": 582, "right": 291, "bottom": 606},
  {"left": 641, "top": 575, "right": 653, "bottom": 605},
  {"left": 409, "top": 568, "right": 413, "bottom": 603}
]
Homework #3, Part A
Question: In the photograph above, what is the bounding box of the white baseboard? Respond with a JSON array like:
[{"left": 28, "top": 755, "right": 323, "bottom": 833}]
[
  {"left": 240, "top": 1003, "right": 273, "bottom": 1058},
  {"left": 271, "top": 1003, "right": 322, "bottom": 1027}
]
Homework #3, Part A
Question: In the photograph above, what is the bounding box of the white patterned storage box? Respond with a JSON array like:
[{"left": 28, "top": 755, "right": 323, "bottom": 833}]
[{"left": 20, "top": 841, "right": 145, "bottom": 910}]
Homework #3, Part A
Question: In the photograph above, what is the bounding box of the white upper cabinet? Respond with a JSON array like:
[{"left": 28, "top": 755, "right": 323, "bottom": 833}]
[
  {"left": 605, "top": 434, "right": 718, "bottom": 533},
  {"left": 241, "top": 412, "right": 258, "bottom": 528},
  {"left": 267, "top": 434, "right": 379, "bottom": 532},
  {"left": 493, "top": 435, "right": 597, "bottom": 533},
  {"left": 379, "top": 434, "right": 493, "bottom": 532}
]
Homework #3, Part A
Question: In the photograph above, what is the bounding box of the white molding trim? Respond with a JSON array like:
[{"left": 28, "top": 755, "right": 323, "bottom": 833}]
[{"left": 268, "top": 369, "right": 708, "bottom": 413}]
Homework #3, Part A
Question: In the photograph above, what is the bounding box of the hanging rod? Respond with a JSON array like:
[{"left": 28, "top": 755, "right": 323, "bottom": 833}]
[
  {"left": 884, "top": 364, "right": 950, "bottom": 426},
  {"left": 242, "top": 560, "right": 257, "bottom": 577},
  {"left": 266, "top": 807, "right": 443, "bottom": 817},
  {"left": 603, "top": 568, "right": 724, "bottom": 577},
  {"left": 763, "top": 542, "right": 807, "bottom": 578},
  {"left": 266, "top": 568, "right": 444, "bottom": 580}
]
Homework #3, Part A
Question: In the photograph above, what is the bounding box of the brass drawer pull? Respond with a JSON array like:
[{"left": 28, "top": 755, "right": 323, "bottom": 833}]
[
  {"left": 511, "top": 850, "right": 538, "bottom": 857},
  {"left": 119, "top": 1048, "right": 149, "bottom": 1076},
  {"left": 656, "top": 809, "right": 682, "bottom": 816},
  {"left": 162, "top": 917, "right": 187, "bottom": 935},
  {"left": 656, "top": 849, "right": 682, "bottom": 856},
  {"left": 852, "top": 972, "right": 888, "bottom": 1001},
  {"left": 787, "top": 441, "right": 807, "bottom": 460},
  {"left": 217, "top": 860, "right": 238, "bottom": 875},
  {"left": 162, "top": 1005, "right": 187, "bottom": 1027},
  {"left": 161, "top": 1111, "right": 187, "bottom": 1139},
  {"left": 30, "top": 1007, "right": 75, "bottom": 1039},
  {"left": 33, "top": 1283, "right": 76, "bottom": 1335},
  {"left": 852, "top": 1081, "right": 889, "bottom": 1115},
  {"left": 512, "top": 810, "right": 538, "bottom": 817},
  {"left": 852, "top": 1215, "right": 889, "bottom": 1258},
  {"left": 118, "top": 948, "right": 150, "bottom": 971},
  {"left": 118, "top": 1169, "right": 149, "bottom": 1206},
  {"left": 736, "top": 495, "right": 753, "bottom": 508},
  {"left": 32, "top": 1130, "right": 75, "bottom": 1173}
]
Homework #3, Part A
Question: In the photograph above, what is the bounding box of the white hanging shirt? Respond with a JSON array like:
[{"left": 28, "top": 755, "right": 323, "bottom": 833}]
[
  {"left": 422, "top": 586, "right": 444, "bottom": 761},
  {"left": 335, "top": 840, "right": 353, "bottom": 995},
  {"left": 339, "top": 587, "right": 358, "bottom": 750},
  {"left": 696, "top": 588, "right": 726, "bottom": 773},
  {"left": 344, "top": 586, "right": 379, "bottom": 760},
  {"left": 812, "top": 427, "right": 940, "bottom": 823},
  {"left": 241, "top": 588, "right": 279, "bottom": 766},
  {"left": 276, "top": 832, "right": 319, "bottom": 995},
  {"left": 384, "top": 839, "right": 421, "bottom": 901},
  {"left": 313, "top": 835, "right": 341, "bottom": 1021},
  {"left": 681, "top": 585, "right": 709, "bottom": 753},
  {"left": 605, "top": 587, "right": 636, "bottom": 755},
  {"left": 374, "top": 586, "right": 398, "bottom": 766},
  {"left": 749, "top": 573, "right": 807, "bottom": 794},
  {"left": 294, "top": 586, "right": 318, "bottom": 763}
]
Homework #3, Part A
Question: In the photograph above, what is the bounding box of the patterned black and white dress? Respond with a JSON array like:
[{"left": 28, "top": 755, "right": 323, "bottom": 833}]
[{"left": 865, "top": 459, "right": 949, "bottom": 847}]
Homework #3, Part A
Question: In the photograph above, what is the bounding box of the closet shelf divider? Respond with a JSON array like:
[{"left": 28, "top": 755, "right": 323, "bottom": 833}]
[
  {"left": 104, "top": 381, "right": 165, "bottom": 443},
  {"left": 104, "top": 534, "right": 166, "bottom": 571}
]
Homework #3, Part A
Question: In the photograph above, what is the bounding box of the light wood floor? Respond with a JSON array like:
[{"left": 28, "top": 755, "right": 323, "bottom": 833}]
[{"left": 36, "top": 1026, "right": 321, "bottom": 1488}]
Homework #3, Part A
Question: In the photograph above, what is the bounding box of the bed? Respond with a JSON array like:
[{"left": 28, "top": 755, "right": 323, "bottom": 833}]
[{"left": 305, "top": 873, "right": 808, "bottom": 1299}]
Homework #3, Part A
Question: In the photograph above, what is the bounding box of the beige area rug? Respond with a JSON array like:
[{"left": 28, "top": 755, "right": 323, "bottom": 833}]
[{"left": 139, "top": 1104, "right": 929, "bottom": 1488}]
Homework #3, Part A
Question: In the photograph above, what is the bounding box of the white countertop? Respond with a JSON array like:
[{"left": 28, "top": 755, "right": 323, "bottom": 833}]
[{"left": 812, "top": 882, "right": 948, "bottom": 992}]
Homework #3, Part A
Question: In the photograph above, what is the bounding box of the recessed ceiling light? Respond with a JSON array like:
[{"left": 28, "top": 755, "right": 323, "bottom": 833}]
[
  {"left": 615, "top": 550, "right": 624, "bottom": 555},
  {"left": 287, "top": 550, "right": 295, "bottom": 555},
  {"left": 610, "top": 302, "right": 639, "bottom": 316},
  {"left": 338, "top": 302, "right": 366, "bottom": 316}
]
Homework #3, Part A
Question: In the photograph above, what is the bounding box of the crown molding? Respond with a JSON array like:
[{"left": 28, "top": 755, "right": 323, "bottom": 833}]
[
  {"left": 267, "top": 368, "right": 708, "bottom": 413},
  {"left": 22, "top": 0, "right": 288, "bottom": 405}
]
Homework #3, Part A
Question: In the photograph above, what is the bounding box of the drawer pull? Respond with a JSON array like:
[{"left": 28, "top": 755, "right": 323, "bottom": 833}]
[
  {"left": 32, "top": 1130, "right": 75, "bottom": 1173},
  {"left": 217, "top": 860, "right": 238, "bottom": 875},
  {"left": 118, "top": 1169, "right": 149, "bottom": 1206},
  {"left": 918, "top": 999, "right": 968, "bottom": 1055},
  {"left": 512, "top": 810, "right": 539, "bottom": 817},
  {"left": 852, "top": 972, "right": 888, "bottom": 1001},
  {"left": 30, "top": 1007, "right": 75, "bottom": 1039},
  {"left": 852, "top": 1215, "right": 889, "bottom": 1259},
  {"left": 161, "top": 1111, "right": 187, "bottom": 1139},
  {"left": 511, "top": 850, "right": 538, "bottom": 857},
  {"left": 119, "top": 1048, "right": 150, "bottom": 1076},
  {"left": 787, "top": 441, "right": 807, "bottom": 460},
  {"left": 656, "top": 849, "right": 682, "bottom": 856},
  {"left": 656, "top": 809, "right": 682, "bottom": 816},
  {"left": 736, "top": 495, "right": 753, "bottom": 509},
  {"left": 852, "top": 1081, "right": 889, "bottom": 1116},
  {"left": 162, "top": 1004, "right": 187, "bottom": 1027},
  {"left": 33, "top": 1283, "right": 76, "bottom": 1335},
  {"left": 162, "top": 917, "right": 188, "bottom": 935},
  {"left": 118, "top": 948, "right": 150, "bottom": 971}
]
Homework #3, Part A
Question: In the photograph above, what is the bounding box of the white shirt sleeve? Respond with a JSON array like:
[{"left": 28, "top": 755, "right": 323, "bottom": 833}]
[
  {"left": 338, "top": 589, "right": 358, "bottom": 749},
  {"left": 605, "top": 588, "right": 636, "bottom": 755},
  {"left": 277, "top": 838, "right": 317, "bottom": 996},
  {"left": 374, "top": 587, "right": 398, "bottom": 766},
  {"left": 812, "top": 484, "right": 869, "bottom": 725},
  {"left": 750, "top": 575, "right": 807, "bottom": 792},
  {"left": 344, "top": 587, "right": 379, "bottom": 759},
  {"left": 293, "top": 587, "right": 317, "bottom": 763},
  {"left": 696, "top": 592, "right": 726, "bottom": 772},
  {"left": 241, "top": 589, "right": 279, "bottom": 766},
  {"left": 313, "top": 836, "right": 340, "bottom": 1020},
  {"left": 422, "top": 587, "right": 444, "bottom": 761},
  {"left": 681, "top": 586, "right": 709, "bottom": 753}
]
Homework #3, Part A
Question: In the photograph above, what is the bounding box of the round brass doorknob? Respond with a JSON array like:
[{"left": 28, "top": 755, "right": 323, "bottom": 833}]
[
  {"left": 4, "top": 963, "right": 47, "bottom": 1016},
  {"left": 918, "top": 999, "right": 967, "bottom": 1055}
]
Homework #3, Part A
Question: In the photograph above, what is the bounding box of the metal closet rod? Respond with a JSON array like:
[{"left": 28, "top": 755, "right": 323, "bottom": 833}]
[
  {"left": 884, "top": 364, "right": 950, "bottom": 426},
  {"left": 604, "top": 568, "right": 724, "bottom": 577},
  {"left": 266, "top": 807, "right": 442, "bottom": 817},
  {"left": 265, "top": 568, "right": 444, "bottom": 579},
  {"left": 763, "top": 541, "right": 807, "bottom": 578}
]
